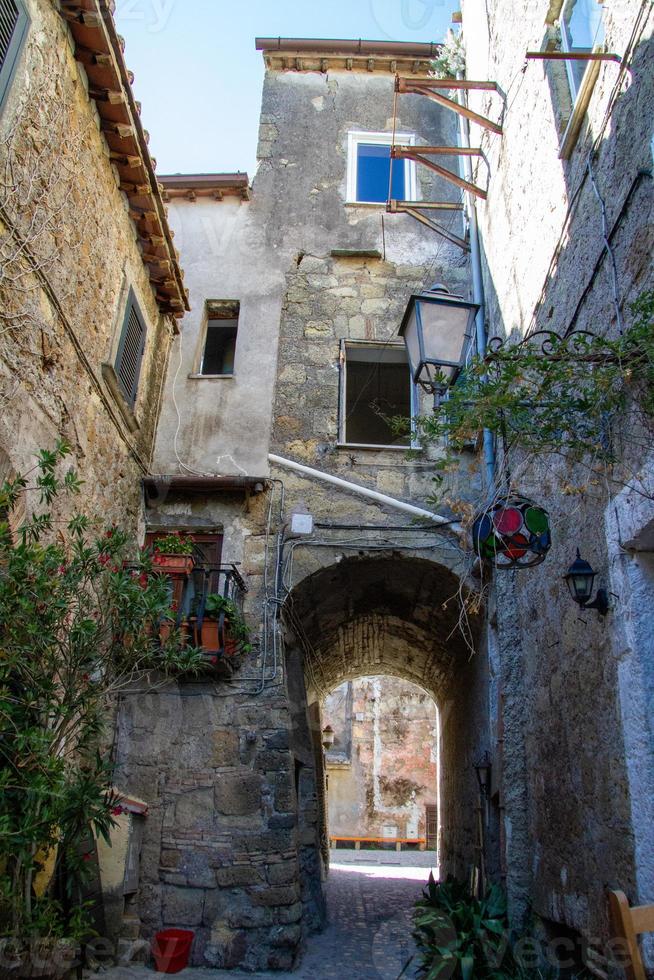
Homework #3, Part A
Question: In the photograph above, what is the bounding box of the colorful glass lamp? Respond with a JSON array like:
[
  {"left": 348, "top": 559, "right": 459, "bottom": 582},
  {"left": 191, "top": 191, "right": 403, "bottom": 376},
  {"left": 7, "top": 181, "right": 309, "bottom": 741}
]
[{"left": 472, "top": 494, "right": 551, "bottom": 569}]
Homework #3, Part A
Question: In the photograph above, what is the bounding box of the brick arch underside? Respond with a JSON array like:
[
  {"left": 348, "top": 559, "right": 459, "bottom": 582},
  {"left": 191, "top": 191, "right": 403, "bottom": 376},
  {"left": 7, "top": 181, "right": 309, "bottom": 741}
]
[{"left": 282, "top": 553, "right": 491, "bottom": 910}]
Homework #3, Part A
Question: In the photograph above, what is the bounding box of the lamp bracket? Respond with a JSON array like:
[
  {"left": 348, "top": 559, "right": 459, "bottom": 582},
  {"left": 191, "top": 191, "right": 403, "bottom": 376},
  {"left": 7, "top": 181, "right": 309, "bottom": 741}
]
[{"left": 583, "top": 588, "right": 609, "bottom": 616}]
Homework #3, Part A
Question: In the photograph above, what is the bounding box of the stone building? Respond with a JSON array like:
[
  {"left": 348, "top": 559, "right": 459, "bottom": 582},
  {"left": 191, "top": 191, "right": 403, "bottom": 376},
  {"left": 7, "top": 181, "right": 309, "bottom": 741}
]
[
  {"left": 459, "top": 0, "right": 654, "bottom": 964},
  {"left": 322, "top": 677, "right": 439, "bottom": 850},
  {"left": 113, "top": 12, "right": 653, "bottom": 972},
  {"left": 118, "top": 37, "right": 491, "bottom": 972},
  {"left": 2, "top": 2, "right": 653, "bottom": 976},
  {"left": 0, "top": 0, "right": 186, "bottom": 529}
]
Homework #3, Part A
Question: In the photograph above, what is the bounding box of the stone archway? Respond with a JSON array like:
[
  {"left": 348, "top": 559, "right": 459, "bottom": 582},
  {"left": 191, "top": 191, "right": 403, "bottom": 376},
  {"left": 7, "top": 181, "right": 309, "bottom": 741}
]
[{"left": 281, "top": 551, "right": 492, "bottom": 932}]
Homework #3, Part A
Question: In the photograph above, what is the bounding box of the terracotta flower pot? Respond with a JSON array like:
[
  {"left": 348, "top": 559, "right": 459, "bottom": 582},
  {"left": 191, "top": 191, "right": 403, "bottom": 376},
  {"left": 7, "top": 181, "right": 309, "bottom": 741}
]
[
  {"left": 154, "top": 554, "right": 194, "bottom": 576},
  {"left": 200, "top": 620, "right": 241, "bottom": 657}
]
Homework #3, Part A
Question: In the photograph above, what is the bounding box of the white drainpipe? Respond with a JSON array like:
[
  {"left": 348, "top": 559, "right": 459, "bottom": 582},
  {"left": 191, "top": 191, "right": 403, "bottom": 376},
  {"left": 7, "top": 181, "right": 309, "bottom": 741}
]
[{"left": 268, "top": 453, "right": 461, "bottom": 531}]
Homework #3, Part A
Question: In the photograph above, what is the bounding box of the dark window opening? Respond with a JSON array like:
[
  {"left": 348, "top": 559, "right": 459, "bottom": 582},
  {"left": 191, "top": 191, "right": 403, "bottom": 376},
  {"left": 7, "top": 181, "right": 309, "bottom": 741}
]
[
  {"left": 200, "top": 301, "right": 240, "bottom": 376},
  {"left": 201, "top": 319, "right": 238, "bottom": 375},
  {"left": 356, "top": 143, "right": 405, "bottom": 204},
  {"left": 342, "top": 345, "right": 411, "bottom": 447}
]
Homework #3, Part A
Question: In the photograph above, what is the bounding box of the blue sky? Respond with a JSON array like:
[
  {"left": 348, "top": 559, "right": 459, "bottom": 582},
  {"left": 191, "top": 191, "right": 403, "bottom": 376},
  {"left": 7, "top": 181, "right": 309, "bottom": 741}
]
[{"left": 114, "top": 0, "right": 460, "bottom": 177}]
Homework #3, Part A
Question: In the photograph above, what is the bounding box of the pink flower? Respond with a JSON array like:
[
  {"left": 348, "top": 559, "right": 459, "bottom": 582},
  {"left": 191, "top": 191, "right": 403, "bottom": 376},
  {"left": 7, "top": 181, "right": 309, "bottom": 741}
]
[
  {"left": 82, "top": 853, "right": 93, "bottom": 862},
  {"left": 58, "top": 564, "right": 67, "bottom": 575},
  {"left": 98, "top": 553, "right": 111, "bottom": 567},
  {"left": 111, "top": 805, "right": 125, "bottom": 816}
]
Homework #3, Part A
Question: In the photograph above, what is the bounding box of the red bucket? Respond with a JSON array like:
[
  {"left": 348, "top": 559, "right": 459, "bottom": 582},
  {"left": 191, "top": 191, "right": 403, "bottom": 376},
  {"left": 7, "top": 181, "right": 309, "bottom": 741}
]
[{"left": 152, "top": 929, "right": 194, "bottom": 974}]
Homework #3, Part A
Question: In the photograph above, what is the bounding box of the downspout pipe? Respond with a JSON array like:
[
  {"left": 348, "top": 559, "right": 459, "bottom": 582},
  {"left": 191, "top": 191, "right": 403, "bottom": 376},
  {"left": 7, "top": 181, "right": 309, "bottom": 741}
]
[
  {"left": 457, "top": 80, "right": 496, "bottom": 492},
  {"left": 268, "top": 453, "right": 461, "bottom": 532}
]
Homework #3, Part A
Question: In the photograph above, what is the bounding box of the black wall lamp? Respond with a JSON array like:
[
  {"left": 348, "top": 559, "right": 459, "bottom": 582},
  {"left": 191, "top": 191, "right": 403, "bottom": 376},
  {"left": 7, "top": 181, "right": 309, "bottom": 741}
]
[
  {"left": 564, "top": 550, "right": 609, "bottom": 616},
  {"left": 474, "top": 750, "right": 492, "bottom": 797}
]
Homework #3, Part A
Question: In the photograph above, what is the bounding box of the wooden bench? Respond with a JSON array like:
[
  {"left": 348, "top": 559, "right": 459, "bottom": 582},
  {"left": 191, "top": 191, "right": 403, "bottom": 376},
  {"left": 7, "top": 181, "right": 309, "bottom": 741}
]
[
  {"left": 609, "top": 889, "right": 654, "bottom": 980},
  {"left": 329, "top": 835, "right": 427, "bottom": 852}
]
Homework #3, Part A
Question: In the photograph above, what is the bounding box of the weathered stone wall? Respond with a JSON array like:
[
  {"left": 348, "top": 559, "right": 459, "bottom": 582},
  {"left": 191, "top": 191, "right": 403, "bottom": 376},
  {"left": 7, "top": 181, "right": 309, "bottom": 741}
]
[
  {"left": 0, "top": 0, "right": 174, "bottom": 527},
  {"left": 323, "top": 677, "right": 438, "bottom": 844},
  {"left": 133, "top": 54, "right": 495, "bottom": 971},
  {"left": 462, "top": 0, "right": 654, "bottom": 949}
]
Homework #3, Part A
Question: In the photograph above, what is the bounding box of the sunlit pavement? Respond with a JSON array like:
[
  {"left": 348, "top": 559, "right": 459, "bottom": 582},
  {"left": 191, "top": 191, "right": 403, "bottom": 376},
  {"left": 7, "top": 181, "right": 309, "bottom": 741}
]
[{"left": 95, "top": 860, "right": 437, "bottom": 980}]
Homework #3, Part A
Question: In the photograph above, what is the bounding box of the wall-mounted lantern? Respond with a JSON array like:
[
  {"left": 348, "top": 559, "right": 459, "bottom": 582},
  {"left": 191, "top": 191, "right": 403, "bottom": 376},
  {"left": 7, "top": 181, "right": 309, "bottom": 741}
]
[
  {"left": 473, "top": 750, "right": 492, "bottom": 797},
  {"left": 398, "top": 284, "right": 479, "bottom": 404},
  {"left": 321, "top": 725, "right": 335, "bottom": 751},
  {"left": 564, "top": 550, "right": 609, "bottom": 615}
]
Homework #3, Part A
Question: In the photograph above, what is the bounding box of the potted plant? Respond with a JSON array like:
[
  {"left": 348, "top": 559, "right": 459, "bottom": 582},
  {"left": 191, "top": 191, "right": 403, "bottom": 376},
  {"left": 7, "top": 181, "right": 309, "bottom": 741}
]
[
  {"left": 200, "top": 594, "right": 252, "bottom": 658},
  {"left": 151, "top": 532, "right": 195, "bottom": 576}
]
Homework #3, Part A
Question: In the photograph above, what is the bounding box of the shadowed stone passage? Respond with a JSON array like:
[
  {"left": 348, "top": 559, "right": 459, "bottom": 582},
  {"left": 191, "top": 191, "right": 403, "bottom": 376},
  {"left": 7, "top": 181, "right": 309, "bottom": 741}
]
[
  {"left": 283, "top": 552, "right": 493, "bottom": 917},
  {"left": 94, "top": 863, "right": 430, "bottom": 979}
]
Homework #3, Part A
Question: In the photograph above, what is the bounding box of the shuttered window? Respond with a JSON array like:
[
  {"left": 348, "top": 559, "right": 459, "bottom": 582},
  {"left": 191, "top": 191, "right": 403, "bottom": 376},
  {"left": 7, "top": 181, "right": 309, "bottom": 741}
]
[
  {"left": 115, "top": 291, "right": 147, "bottom": 407},
  {"left": 0, "top": 0, "right": 29, "bottom": 114}
]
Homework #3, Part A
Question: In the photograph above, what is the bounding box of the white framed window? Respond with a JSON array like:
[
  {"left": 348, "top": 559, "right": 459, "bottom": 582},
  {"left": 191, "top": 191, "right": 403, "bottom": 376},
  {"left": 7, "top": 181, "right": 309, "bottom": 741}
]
[
  {"left": 346, "top": 131, "right": 417, "bottom": 205},
  {"left": 560, "top": 0, "right": 605, "bottom": 101},
  {"left": 337, "top": 340, "right": 419, "bottom": 449}
]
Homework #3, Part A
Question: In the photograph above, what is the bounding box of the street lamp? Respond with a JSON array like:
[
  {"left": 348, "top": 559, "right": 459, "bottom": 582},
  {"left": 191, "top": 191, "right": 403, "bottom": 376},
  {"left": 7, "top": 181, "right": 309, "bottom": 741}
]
[
  {"left": 398, "top": 284, "right": 479, "bottom": 404},
  {"left": 321, "top": 725, "right": 335, "bottom": 751},
  {"left": 563, "top": 550, "right": 609, "bottom": 615}
]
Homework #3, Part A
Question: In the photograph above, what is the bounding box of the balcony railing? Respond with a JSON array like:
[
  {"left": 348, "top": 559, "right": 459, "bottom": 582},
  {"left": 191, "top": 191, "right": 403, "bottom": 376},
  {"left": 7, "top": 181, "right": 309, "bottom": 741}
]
[{"left": 160, "top": 562, "right": 248, "bottom": 658}]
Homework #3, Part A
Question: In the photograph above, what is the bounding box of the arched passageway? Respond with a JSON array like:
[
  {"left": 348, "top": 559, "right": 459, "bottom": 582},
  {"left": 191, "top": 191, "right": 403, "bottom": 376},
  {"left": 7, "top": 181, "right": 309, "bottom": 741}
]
[{"left": 281, "top": 552, "right": 495, "bottom": 934}]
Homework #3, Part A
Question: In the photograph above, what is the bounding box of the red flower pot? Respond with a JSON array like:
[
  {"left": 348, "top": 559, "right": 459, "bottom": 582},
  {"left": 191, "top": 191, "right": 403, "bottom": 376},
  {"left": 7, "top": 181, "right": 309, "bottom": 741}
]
[{"left": 152, "top": 929, "right": 194, "bottom": 974}]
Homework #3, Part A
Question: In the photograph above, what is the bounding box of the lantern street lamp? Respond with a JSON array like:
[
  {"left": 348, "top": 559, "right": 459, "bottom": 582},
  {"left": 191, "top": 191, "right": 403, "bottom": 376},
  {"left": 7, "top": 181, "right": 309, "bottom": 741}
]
[
  {"left": 564, "top": 550, "right": 609, "bottom": 615},
  {"left": 321, "top": 725, "right": 335, "bottom": 751},
  {"left": 473, "top": 750, "right": 492, "bottom": 798},
  {"left": 398, "top": 284, "right": 479, "bottom": 405}
]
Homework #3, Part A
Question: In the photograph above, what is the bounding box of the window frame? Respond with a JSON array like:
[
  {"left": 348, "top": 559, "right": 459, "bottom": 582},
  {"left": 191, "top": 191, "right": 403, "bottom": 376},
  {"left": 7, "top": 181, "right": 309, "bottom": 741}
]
[
  {"left": 191, "top": 300, "right": 241, "bottom": 379},
  {"left": 346, "top": 131, "right": 417, "bottom": 206},
  {"left": 114, "top": 288, "right": 147, "bottom": 408},
  {"left": 559, "top": 0, "right": 605, "bottom": 102},
  {"left": 337, "top": 339, "right": 420, "bottom": 451},
  {"left": 0, "top": 0, "right": 29, "bottom": 116}
]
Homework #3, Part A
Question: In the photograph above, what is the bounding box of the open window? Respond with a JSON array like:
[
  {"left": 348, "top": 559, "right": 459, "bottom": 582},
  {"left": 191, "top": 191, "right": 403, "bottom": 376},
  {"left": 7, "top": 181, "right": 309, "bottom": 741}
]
[
  {"left": 560, "top": 0, "right": 605, "bottom": 101},
  {"left": 338, "top": 340, "right": 415, "bottom": 448},
  {"left": 198, "top": 300, "right": 240, "bottom": 376},
  {"left": 346, "top": 132, "right": 417, "bottom": 205}
]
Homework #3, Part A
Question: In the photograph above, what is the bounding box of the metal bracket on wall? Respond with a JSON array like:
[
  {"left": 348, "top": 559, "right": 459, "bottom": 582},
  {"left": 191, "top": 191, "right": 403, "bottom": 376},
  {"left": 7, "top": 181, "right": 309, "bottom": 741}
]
[
  {"left": 387, "top": 75, "right": 501, "bottom": 249},
  {"left": 392, "top": 145, "right": 487, "bottom": 200},
  {"left": 395, "top": 76, "right": 503, "bottom": 135},
  {"left": 387, "top": 200, "right": 470, "bottom": 252}
]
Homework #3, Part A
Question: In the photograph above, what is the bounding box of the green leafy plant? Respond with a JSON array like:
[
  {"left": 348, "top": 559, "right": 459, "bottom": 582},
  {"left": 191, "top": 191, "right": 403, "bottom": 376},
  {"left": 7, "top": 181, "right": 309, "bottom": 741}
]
[
  {"left": 413, "top": 875, "right": 521, "bottom": 979},
  {"left": 152, "top": 532, "right": 194, "bottom": 555},
  {"left": 204, "top": 594, "right": 252, "bottom": 654},
  {"left": 0, "top": 442, "right": 204, "bottom": 947},
  {"left": 410, "top": 293, "right": 654, "bottom": 509}
]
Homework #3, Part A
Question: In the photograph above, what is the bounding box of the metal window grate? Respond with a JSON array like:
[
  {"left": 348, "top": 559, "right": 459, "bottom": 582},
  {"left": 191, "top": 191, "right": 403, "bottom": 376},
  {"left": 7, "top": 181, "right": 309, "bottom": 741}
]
[{"left": 115, "top": 293, "right": 147, "bottom": 406}]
